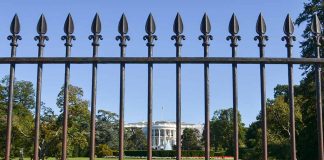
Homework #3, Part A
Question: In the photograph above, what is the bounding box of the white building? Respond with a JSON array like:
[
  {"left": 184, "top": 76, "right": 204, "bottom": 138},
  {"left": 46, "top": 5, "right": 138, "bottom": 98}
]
[{"left": 125, "top": 121, "right": 203, "bottom": 150}]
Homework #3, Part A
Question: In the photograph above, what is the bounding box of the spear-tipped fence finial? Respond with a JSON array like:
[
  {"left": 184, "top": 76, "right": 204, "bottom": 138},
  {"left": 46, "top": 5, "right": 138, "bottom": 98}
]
[
  {"left": 281, "top": 14, "right": 296, "bottom": 47},
  {"left": 61, "top": 13, "right": 76, "bottom": 47},
  {"left": 91, "top": 13, "right": 102, "bottom": 34},
  {"left": 10, "top": 14, "right": 20, "bottom": 35},
  {"left": 311, "top": 14, "right": 323, "bottom": 46},
  {"left": 8, "top": 14, "right": 22, "bottom": 47},
  {"left": 143, "top": 13, "right": 158, "bottom": 46},
  {"left": 116, "top": 13, "right": 130, "bottom": 47},
  {"left": 254, "top": 13, "right": 268, "bottom": 47},
  {"left": 226, "top": 13, "right": 241, "bottom": 47},
  {"left": 171, "top": 13, "right": 185, "bottom": 46},
  {"left": 199, "top": 13, "right": 213, "bottom": 46},
  {"left": 34, "top": 14, "right": 49, "bottom": 47},
  {"left": 89, "top": 13, "right": 103, "bottom": 46}
]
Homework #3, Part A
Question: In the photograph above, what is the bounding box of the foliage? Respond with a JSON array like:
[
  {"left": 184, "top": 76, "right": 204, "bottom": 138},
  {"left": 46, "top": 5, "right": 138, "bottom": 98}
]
[
  {"left": 0, "top": 76, "right": 35, "bottom": 158},
  {"left": 96, "top": 110, "right": 119, "bottom": 150},
  {"left": 122, "top": 150, "right": 216, "bottom": 157},
  {"left": 295, "top": 1, "right": 324, "bottom": 159},
  {"left": 208, "top": 108, "right": 245, "bottom": 156},
  {"left": 125, "top": 127, "right": 147, "bottom": 150},
  {"left": 181, "top": 128, "right": 202, "bottom": 150},
  {"left": 96, "top": 144, "right": 113, "bottom": 158}
]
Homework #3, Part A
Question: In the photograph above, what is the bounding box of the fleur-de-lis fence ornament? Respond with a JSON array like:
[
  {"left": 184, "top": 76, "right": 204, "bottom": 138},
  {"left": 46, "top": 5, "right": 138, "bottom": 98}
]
[
  {"left": 226, "top": 13, "right": 241, "bottom": 47},
  {"left": 34, "top": 14, "right": 49, "bottom": 47},
  {"left": 311, "top": 14, "right": 324, "bottom": 47},
  {"left": 171, "top": 13, "right": 186, "bottom": 47},
  {"left": 116, "top": 14, "right": 130, "bottom": 47},
  {"left": 254, "top": 13, "right": 268, "bottom": 47},
  {"left": 281, "top": 14, "right": 296, "bottom": 48},
  {"left": 199, "top": 13, "right": 213, "bottom": 47},
  {"left": 7, "top": 14, "right": 22, "bottom": 47},
  {"left": 89, "top": 13, "right": 103, "bottom": 46},
  {"left": 143, "top": 13, "right": 158, "bottom": 46},
  {"left": 61, "top": 14, "right": 76, "bottom": 47}
]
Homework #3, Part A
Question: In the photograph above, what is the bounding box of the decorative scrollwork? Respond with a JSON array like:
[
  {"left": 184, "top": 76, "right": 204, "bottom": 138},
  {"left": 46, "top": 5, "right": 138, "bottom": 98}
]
[
  {"left": 61, "top": 35, "right": 76, "bottom": 47},
  {"left": 116, "top": 35, "right": 130, "bottom": 47},
  {"left": 171, "top": 35, "right": 186, "bottom": 47},
  {"left": 89, "top": 34, "right": 103, "bottom": 46},
  {"left": 34, "top": 35, "right": 49, "bottom": 47},
  {"left": 254, "top": 35, "right": 269, "bottom": 47},
  {"left": 226, "top": 35, "right": 241, "bottom": 47},
  {"left": 7, "top": 34, "right": 22, "bottom": 47},
  {"left": 313, "top": 35, "right": 324, "bottom": 47},
  {"left": 281, "top": 35, "right": 296, "bottom": 48},
  {"left": 143, "top": 35, "right": 158, "bottom": 47},
  {"left": 199, "top": 34, "right": 213, "bottom": 47}
]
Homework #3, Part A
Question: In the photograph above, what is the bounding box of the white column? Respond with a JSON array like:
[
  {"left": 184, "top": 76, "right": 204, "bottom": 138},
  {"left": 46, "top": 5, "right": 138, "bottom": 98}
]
[
  {"left": 164, "top": 129, "right": 167, "bottom": 145},
  {"left": 158, "top": 129, "right": 161, "bottom": 146},
  {"left": 153, "top": 129, "right": 155, "bottom": 147}
]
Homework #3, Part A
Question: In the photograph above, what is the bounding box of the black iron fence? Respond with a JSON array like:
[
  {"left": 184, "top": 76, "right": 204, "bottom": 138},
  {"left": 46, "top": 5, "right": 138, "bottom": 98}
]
[{"left": 1, "top": 12, "right": 324, "bottom": 160}]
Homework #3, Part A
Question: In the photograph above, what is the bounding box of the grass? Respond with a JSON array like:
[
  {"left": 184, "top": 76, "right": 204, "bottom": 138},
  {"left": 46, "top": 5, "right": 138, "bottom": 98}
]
[{"left": 15, "top": 157, "right": 233, "bottom": 160}]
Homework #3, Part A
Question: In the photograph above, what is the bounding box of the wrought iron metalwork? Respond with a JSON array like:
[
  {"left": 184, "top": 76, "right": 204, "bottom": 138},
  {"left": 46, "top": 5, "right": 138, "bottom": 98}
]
[
  {"left": 171, "top": 13, "right": 185, "bottom": 160},
  {"left": 143, "top": 13, "right": 157, "bottom": 160},
  {"left": 281, "top": 14, "right": 296, "bottom": 160},
  {"left": 1, "top": 12, "right": 324, "bottom": 160},
  {"left": 199, "top": 13, "right": 213, "bottom": 160},
  {"left": 33, "top": 14, "right": 48, "bottom": 160},
  {"left": 89, "top": 13, "right": 103, "bottom": 160},
  {"left": 116, "top": 13, "right": 130, "bottom": 160},
  {"left": 61, "top": 13, "right": 76, "bottom": 160},
  {"left": 254, "top": 13, "right": 268, "bottom": 160},
  {"left": 5, "top": 14, "right": 22, "bottom": 160},
  {"left": 311, "top": 14, "right": 324, "bottom": 160},
  {"left": 227, "top": 13, "right": 241, "bottom": 160}
]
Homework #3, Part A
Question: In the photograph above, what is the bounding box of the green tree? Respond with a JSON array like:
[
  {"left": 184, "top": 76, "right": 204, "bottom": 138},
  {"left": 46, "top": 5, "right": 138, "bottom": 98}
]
[
  {"left": 243, "top": 85, "right": 303, "bottom": 160},
  {"left": 96, "top": 109, "right": 119, "bottom": 150},
  {"left": 125, "top": 127, "right": 147, "bottom": 150},
  {"left": 181, "top": 128, "right": 202, "bottom": 150},
  {"left": 295, "top": 1, "right": 323, "bottom": 159},
  {"left": 0, "top": 76, "right": 35, "bottom": 158},
  {"left": 56, "top": 84, "right": 91, "bottom": 157},
  {"left": 209, "top": 108, "right": 245, "bottom": 156}
]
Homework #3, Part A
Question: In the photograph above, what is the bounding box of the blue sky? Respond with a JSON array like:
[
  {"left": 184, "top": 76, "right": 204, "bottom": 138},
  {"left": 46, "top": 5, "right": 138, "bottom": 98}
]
[{"left": 0, "top": 0, "right": 308, "bottom": 126}]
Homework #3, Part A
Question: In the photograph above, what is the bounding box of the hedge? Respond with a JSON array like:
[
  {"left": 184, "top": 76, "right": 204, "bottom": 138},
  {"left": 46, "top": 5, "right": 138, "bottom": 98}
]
[{"left": 112, "top": 150, "right": 224, "bottom": 157}]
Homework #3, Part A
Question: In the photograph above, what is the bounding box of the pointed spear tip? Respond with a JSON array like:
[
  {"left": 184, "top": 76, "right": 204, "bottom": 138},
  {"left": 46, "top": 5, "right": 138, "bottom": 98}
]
[
  {"left": 64, "top": 13, "right": 74, "bottom": 34},
  {"left": 37, "top": 14, "right": 47, "bottom": 34},
  {"left": 200, "top": 13, "right": 211, "bottom": 34},
  {"left": 311, "top": 14, "right": 321, "bottom": 34},
  {"left": 11, "top": 14, "right": 20, "bottom": 34},
  {"left": 229, "top": 13, "right": 239, "bottom": 35},
  {"left": 145, "top": 13, "right": 156, "bottom": 34},
  {"left": 91, "top": 13, "right": 101, "bottom": 34},
  {"left": 256, "top": 13, "right": 266, "bottom": 35},
  {"left": 118, "top": 13, "right": 128, "bottom": 34},
  {"left": 283, "top": 14, "right": 294, "bottom": 35},
  {"left": 173, "top": 13, "right": 183, "bottom": 34}
]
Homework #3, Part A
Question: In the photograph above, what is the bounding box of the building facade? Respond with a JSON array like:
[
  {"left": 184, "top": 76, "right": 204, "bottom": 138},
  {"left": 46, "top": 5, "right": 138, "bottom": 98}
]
[{"left": 125, "top": 121, "right": 203, "bottom": 150}]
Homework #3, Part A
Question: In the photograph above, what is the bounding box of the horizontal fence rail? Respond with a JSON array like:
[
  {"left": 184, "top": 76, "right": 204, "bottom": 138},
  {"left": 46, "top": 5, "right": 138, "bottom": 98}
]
[
  {"left": 0, "top": 57, "right": 324, "bottom": 64},
  {"left": 2, "top": 12, "right": 324, "bottom": 160}
]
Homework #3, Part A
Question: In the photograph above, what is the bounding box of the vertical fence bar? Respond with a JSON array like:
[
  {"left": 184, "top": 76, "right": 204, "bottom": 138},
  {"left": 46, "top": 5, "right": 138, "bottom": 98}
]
[
  {"left": 311, "top": 15, "right": 324, "bottom": 160},
  {"left": 89, "top": 13, "right": 103, "bottom": 160},
  {"left": 144, "top": 13, "right": 157, "bottom": 160},
  {"left": 116, "top": 14, "right": 130, "bottom": 160},
  {"left": 171, "top": 13, "right": 185, "bottom": 160},
  {"left": 199, "top": 13, "right": 213, "bottom": 160},
  {"left": 254, "top": 13, "right": 268, "bottom": 160},
  {"left": 227, "top": 14, "right": 241, "bottom": 160},
  {"left": 5, "top": 14, "right": 21, "bottom": 160},
  {"left": 61, "top": 14, "right": 75, "bottom": 160},
  {"left": 33, "top": 14, "right": 48, "bottom": 160},
  {"left": 282, "top": 14, "right": 297, "bottom": 160}
]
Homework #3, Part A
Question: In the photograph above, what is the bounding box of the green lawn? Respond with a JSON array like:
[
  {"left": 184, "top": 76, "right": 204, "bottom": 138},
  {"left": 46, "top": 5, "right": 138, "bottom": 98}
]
[{"left": 15, "top": 158, "right": 232, "bottom": 160}]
